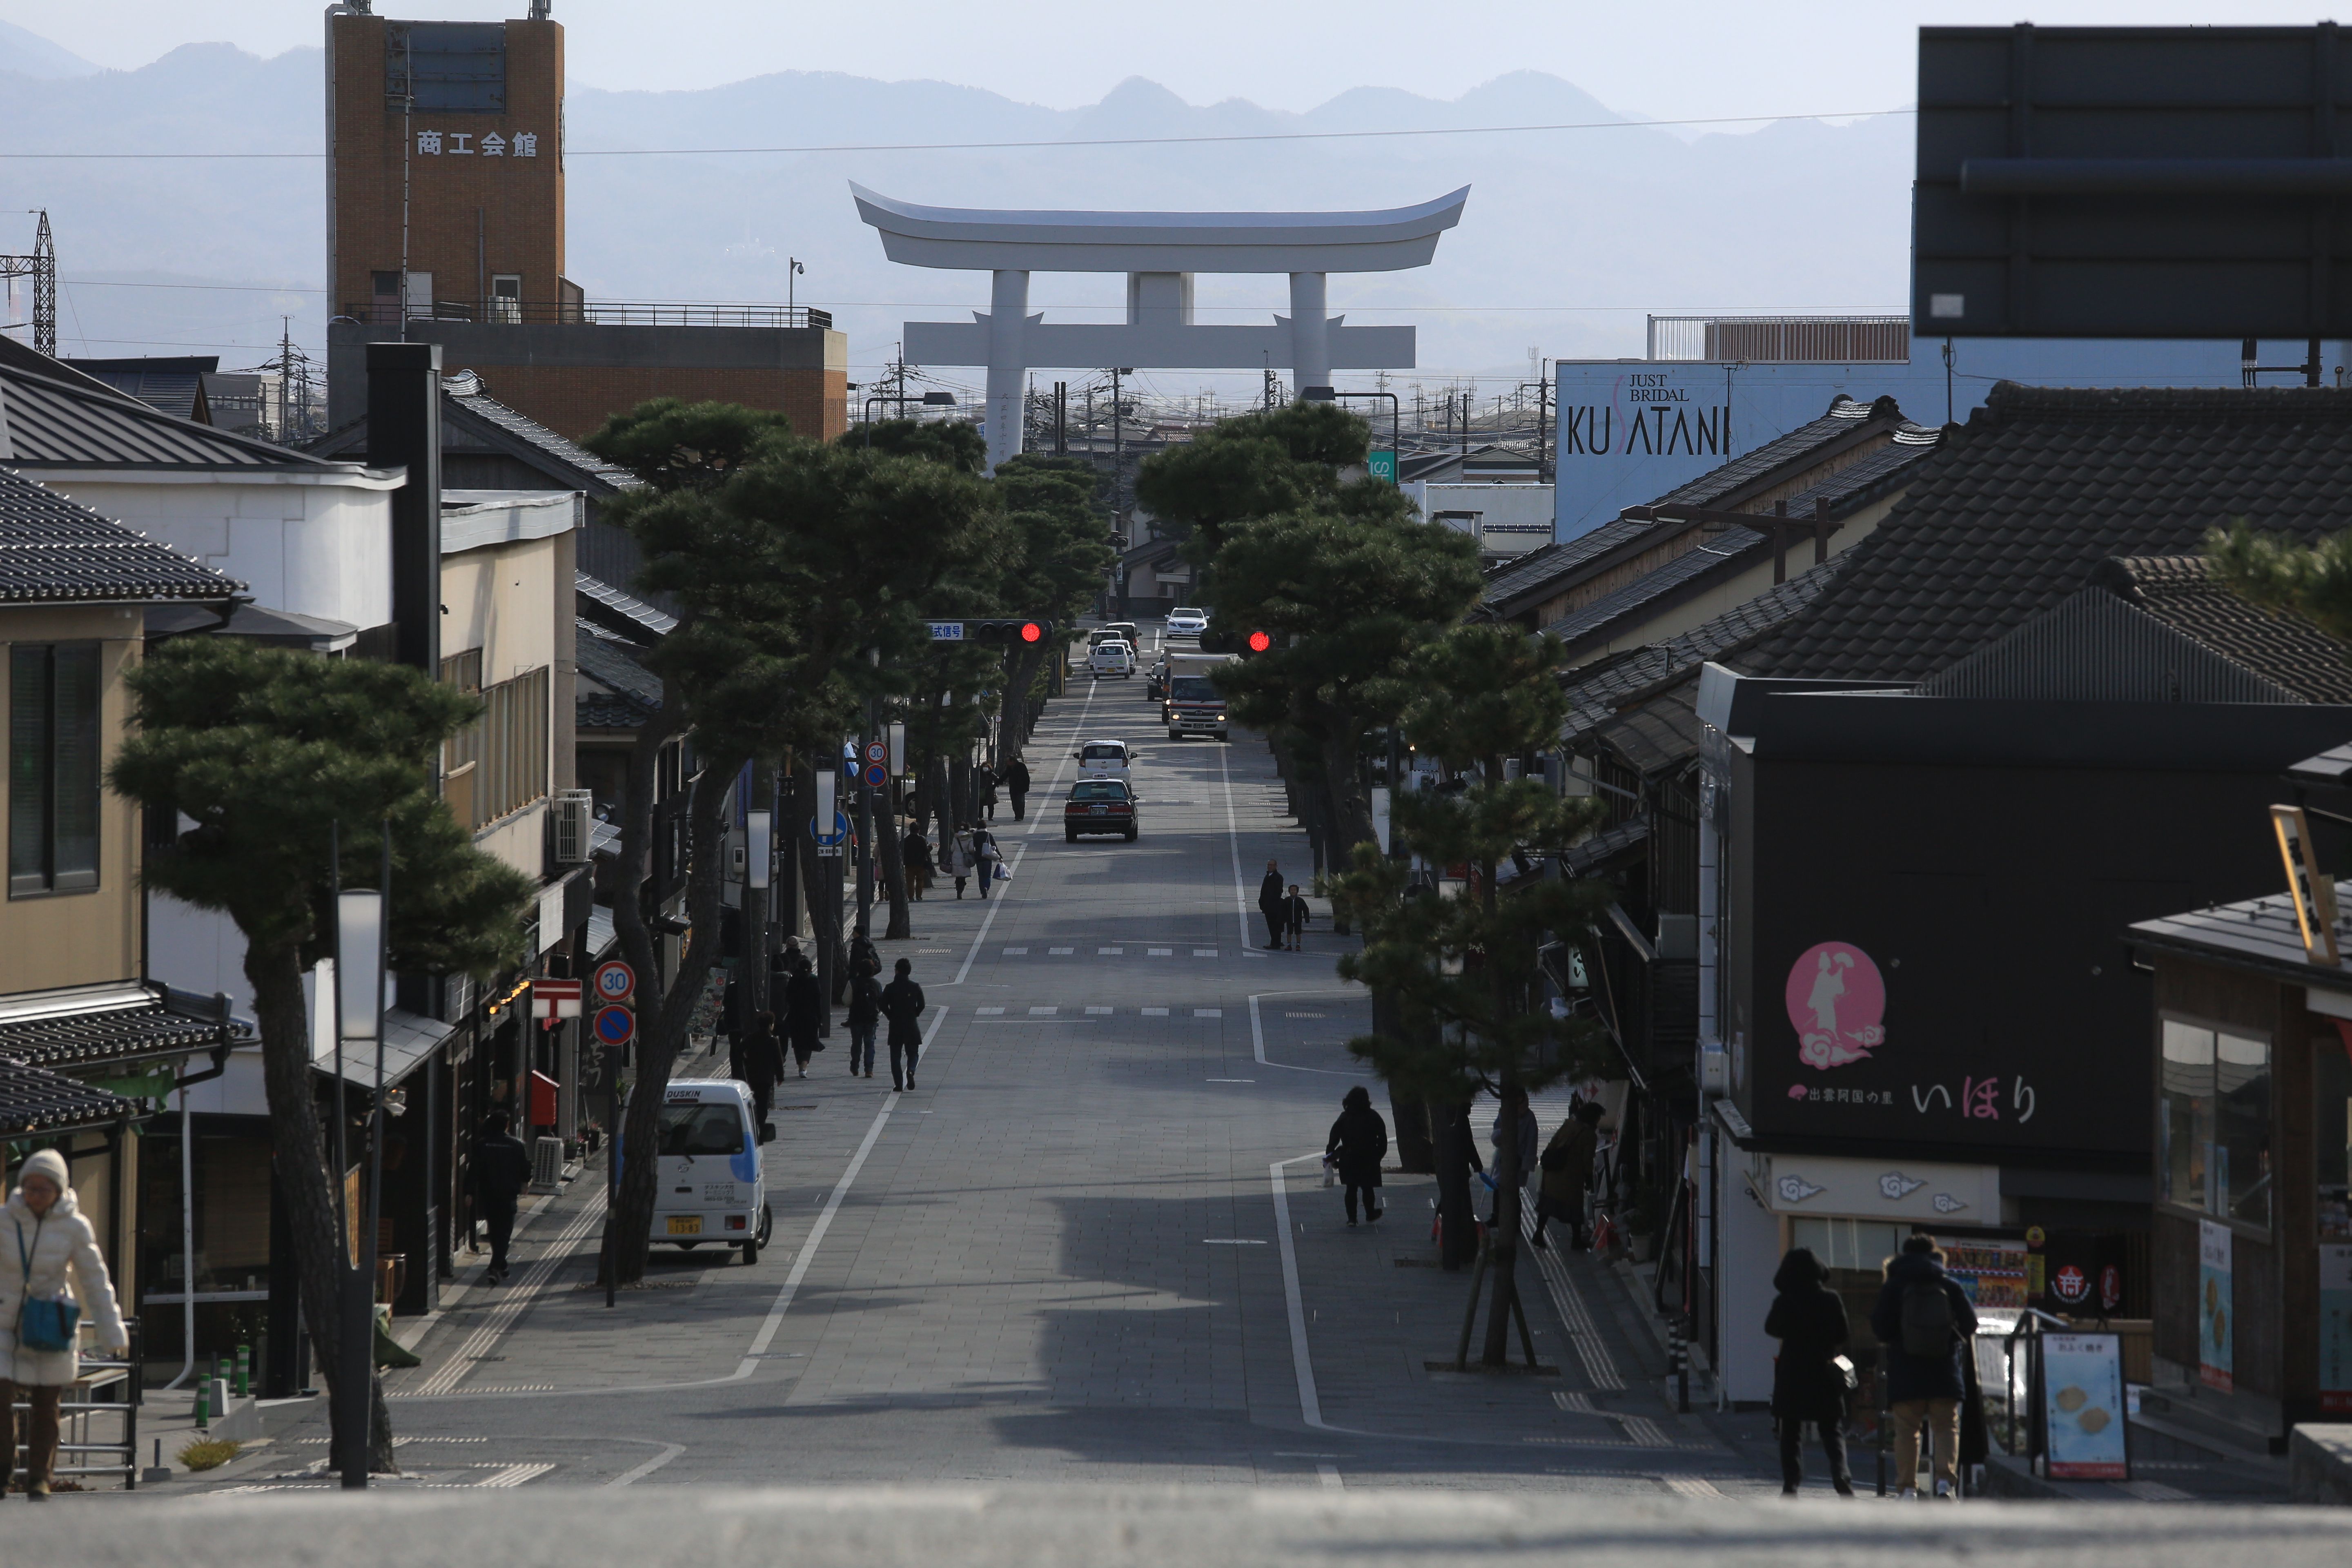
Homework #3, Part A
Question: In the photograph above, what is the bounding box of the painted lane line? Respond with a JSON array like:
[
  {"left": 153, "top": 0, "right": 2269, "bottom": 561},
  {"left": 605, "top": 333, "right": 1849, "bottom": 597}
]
[
  {"left": 1219, "top": 740, "right": 1254, "bottom": 952},
  {"left": 1085, "top": 1006, "right": 1112, "bottom": 1015},
  {"left": 977, "top": 1007, "right": 1005, "bottom": 1015},
  {"left": 734, "top": 1004, "right": 946, "bottom": 1376},
  {"left": 1026, "top": 671, "right": 1098, "bottom": 835},
  {"left": 1269, "top": 1153, "right": 1330, "bottom": 1430},
  {"left": 1148, "top": 947, "right": 1173, "bottom": 956},
  {"left": 1195, "top": 1008, "right": 1222, "bottom": 1017},
  {"left": 1029, "top": 1006, "right": 1058, "bottom": 1016},
  {"left": 604, "top": 1443, "right": 686, "bottom": 1488},
  {"left": 950, "top": 842, "right": 1028, "bottom": 985},
  {"left": 1048, "top": 946, "right": 1073, "bottom": 954},
  {"left": 1143, "top": 1007, "right": 1169, "bottom": 1016},
  {"left": 1098, "top": 947, "right": 1123, "bottom": 954}
]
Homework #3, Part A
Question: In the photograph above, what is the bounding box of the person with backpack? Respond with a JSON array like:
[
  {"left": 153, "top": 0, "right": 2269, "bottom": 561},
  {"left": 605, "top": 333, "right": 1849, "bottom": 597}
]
[
  {"left": 781, "top": 954, "right": 825, "bottom": 1078},
  {"left": 880, "top": 958, "right": 928, "bottom": 1091},
  {"left": 846, "top": 965, "right": 883, "bottom": 1080},
  {"left": 1534, "top": 1100, "right": 1602, "bottom": 1250},
  {"left": 1871, "top": 1233, "right": 1979, "bottom": 1499},
  {"left": 1766, "top": 1246, "right": 1855, "bottom": 1497}
]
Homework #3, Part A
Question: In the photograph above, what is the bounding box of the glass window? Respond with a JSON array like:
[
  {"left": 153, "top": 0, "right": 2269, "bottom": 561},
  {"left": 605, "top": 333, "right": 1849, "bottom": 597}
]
[
  {"left": 2160, "top": 1020, "right": 2214, "bottom": 1212},
  {"left": 9, "top": 642, "right": 100, "bottom": 897},
  {"left": 2158, "top": 1018, "right": 2272, "bottom": 1229},
  {"left": 1070, "top": 781, "right": 1129, "bottom": 802},
  {"left": 1169, "top": 679, "right": 1219, "bottom": 702},
  {"left": 658, "top": 1104, "right": 745, "bottom": 1157},
  {"left": 2318, "top": 1029, "right": 2352, "bottom": 1241},
  {"left": 2217, "top": 1029, "right": 2272, "bottom": 1228}
]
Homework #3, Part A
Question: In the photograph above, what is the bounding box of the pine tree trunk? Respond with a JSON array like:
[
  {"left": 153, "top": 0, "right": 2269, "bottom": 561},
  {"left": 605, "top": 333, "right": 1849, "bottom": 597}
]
[
  {"left": 1000, "top": 646, "right": 1043, "bottom": 766},
  {"left": 878, "top": 778, "right": 911, "bottom": 939},
  {"left": 246, "top": 938, "right": 396, "bottom": 1474}
]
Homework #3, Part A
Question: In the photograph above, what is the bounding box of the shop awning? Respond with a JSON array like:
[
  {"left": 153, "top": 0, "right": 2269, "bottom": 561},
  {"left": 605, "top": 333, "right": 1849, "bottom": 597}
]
[{"left": 310, "top": 1008, "right": 457, "bottom": 1094}]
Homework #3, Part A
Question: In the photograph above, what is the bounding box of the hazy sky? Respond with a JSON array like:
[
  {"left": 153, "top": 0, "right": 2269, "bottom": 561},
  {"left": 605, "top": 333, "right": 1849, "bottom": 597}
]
[{"left": 13, "top": 0, "right": 2347, "bottom": 117}]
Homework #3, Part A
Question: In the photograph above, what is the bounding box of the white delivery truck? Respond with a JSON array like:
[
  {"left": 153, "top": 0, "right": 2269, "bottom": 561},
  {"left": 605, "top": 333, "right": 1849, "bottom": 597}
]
[
  {"left": 1161, "top": 652, "right": 1236, "bottom": 742},
  {"left": 650, "top": 1079, "right": 773, "bottom": 1264}
]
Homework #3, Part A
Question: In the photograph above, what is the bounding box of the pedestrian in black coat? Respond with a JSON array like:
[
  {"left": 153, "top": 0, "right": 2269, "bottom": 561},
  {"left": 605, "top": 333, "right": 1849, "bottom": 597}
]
[
  {"left": 1323, "top": 1086, "right": 1389, "bottom": 1224},
  {"left": 1766, "top": 1246, "right": 1854, "bottom": 1495},
  {"left": 781, "top": 956, "right": 825, "bottom": 1077},
  {"left": 739, "top": 1009, "right": 784, "bottom": 1129},
  {"left": 903, "top": 828, "right": 934, "bottom": 900},
  {"left": 1870, "top": 1235, "right": 1979, "bottom": 1497},
  {"left": 1256, "top": 860, "right": 1286, "bottom": 949},
  {"left": 846, "top": 969, "right": 882, "bottom": 1079},
  {"left": 849, "top": 923, "right": 881, "bottom": 981},
  {"left": 977, "top": 763, "right": 999, "bottom": 822},
  {"left": 1006, "top": 756, "right": 1031, "bottom": 821},
  {"left": 880, "top": 958, "right": 927, "bottom": 1091},
  {"left": 472, "top": 1110, "right": 533, "bottom": 1285}
]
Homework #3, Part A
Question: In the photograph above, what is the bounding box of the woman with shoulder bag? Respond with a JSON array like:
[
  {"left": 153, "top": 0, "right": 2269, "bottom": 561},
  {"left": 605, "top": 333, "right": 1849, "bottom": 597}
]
[
  {"left": 2, "top": 1149, "right": 128, "bottom": 1499},
  {"left": 1765, "top": 1245, "right": 1855, "bottom": 1497}
]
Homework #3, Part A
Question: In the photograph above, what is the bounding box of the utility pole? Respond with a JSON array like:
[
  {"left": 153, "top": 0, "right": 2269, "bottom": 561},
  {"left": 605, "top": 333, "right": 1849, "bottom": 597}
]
[
  {"left": 0, "top": 210, "right": 57, "bottom": 358},
  {"left": 1111, "top": 368, "right": 1129, "bottom": 523}
]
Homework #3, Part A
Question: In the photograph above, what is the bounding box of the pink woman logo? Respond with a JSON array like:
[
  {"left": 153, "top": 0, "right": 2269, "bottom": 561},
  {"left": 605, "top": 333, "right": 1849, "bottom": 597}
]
[{"left": 1785, "top": 941, "right": 1886, "bottom": 1071}]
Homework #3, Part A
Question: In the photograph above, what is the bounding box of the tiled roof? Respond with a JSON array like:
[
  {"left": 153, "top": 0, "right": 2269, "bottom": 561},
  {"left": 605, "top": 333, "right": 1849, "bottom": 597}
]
[
  {"left": 0, "top": 1059, "right": 138, "bottom": 1137},
  {"left": 1559, "top": 552, "right": 1857, "bottom": 744},
  {"left": 2096, "top": 555, "right": 2352, "bottom": 703},
  {"left": 1741, "top": 383, "right": 2352, "bottom": 682},
  {"left": 1481, "top": 518, "right": 1651, "bottom": 614},
  {"left": 0, "top": 468, "right": 246, "bottom": 603},
  {"left": 1651, "top": 394, "right": 1895, "bottom": 509},
  {"left": 1591, "top": 683, "right": 1704, "bottom": 775},
  {"left": 0, "top": 997, "right": 247, "bottom": 1071},
  {"left": 577, "top": 569, "right": 677, "bottom": 640},
  {"left": 1771, "top": 429, "right": 1941, "bottom": 517},
  {"left": 1560, "top": 815, "right": 1650, "bottom": 876},
  {"left": 1, "top": 356, "right": 357, "bottom": 471},
  {"left": 448, "top": 382, "right": 642, "bottom": 495},
  {"left": 2128, "top": 882, "right": 2352, "bottom": 993},
  {"left": 1538, "top": 528, "right": 1764, "bottom": 647},
  {"left": 576, "top": 618, "right": 662, "bottom": 731}
]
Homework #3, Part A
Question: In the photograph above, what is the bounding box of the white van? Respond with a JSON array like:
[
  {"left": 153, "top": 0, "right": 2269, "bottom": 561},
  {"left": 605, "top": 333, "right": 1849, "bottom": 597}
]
[{"left": 651, "top": 1079, "right": 773, "bottom": 1264}]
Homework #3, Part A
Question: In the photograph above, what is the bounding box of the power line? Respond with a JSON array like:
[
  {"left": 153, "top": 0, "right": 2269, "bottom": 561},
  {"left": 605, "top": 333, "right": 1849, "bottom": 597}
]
[{"left": 0, "top": 105, "right": 1913, "bottom": 160}]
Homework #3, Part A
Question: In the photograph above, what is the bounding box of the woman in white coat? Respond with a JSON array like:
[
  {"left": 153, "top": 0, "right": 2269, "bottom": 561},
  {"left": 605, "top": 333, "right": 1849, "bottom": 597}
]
[{"left": 2, "top": 1148, "right": 127, "bottom": 1499}]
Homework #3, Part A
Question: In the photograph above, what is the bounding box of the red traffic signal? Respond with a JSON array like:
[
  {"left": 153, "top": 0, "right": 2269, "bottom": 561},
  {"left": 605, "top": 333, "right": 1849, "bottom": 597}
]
[
  {"left": 1247, "top": 630, "right": 1273, "bottom": 653},
  {"left": 1019, "top": 621, "right": 1043, "bottom": 643}
]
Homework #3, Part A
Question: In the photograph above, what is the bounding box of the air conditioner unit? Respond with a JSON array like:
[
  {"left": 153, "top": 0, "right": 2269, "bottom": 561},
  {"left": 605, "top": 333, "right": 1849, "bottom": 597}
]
[
  {"left": 529, "top": 1136, "right": 564, "bottom": 1193},
  {"left": 551, "top": 788, "right": 593, "bottom": 864}
]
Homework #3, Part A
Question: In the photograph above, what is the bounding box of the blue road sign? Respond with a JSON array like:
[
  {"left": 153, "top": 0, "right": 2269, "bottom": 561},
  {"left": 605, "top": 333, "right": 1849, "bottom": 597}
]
[
  {"left": 810, "top": 810, "right": 851, "bottom": 846},
  {"left": 592, "top": 1004, "right": 635, "bottom": 1046},
  {"left": 863, "top": 762, "right": 888, "bottom": 788}
]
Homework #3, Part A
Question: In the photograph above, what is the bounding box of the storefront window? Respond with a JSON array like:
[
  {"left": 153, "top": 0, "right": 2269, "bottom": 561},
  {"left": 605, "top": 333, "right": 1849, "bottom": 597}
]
[
  {"left": 2319, "top": 1030, "right": 2352, "bottom": 1242},
  {"left": 2159, "top": 1019, "right": 2270, "bottom": 1229}
]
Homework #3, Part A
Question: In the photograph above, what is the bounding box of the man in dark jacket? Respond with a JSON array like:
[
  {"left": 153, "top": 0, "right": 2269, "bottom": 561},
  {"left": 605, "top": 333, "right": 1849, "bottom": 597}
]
[
  {"left": 472, "top": 1110, "right": 533, "bottom": 1285},
  {"left": 1767, "top": 1246, "right": 1853, "bottom": 1495},
  {"left": 880, "top": 958, "right": 927, "bottom": 1091},
  {"left": 1870, "top": 1234, "right": 1979, "bottom": 1498},
  {"left": 849, "top": 922, "right": 881, "bottom": 982},
  {"left": 781, "top": 955, "right": 825, "bottom": 1078},
  {"left": 846, "top": 967, "right": 882, "bottom": 1079},
  {"left": 1257, "top": 860, "right": 1286, "bottom": 949},
  {"left": 1006, "top": 756, "right": 1031, "bottom": 821},
  {"left": 1534, "top": 1100, "right": 1602, "bottom": 1250},
  {"left": 739, "top": 1009, "right": 784, "bottom": 1129}
]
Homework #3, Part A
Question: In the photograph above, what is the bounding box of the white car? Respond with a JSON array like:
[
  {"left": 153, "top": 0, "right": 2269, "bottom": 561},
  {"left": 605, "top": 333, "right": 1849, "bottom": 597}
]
[
  {"left": 1165, "top": 607, "right": 1209, "bottom": 637},
  {"left": 650, "top": 1079, "right": 773, "bottom": 1265},
  {"left": 1072, "top": 739, "right": 1135, "bottom": 783},
  {"left": 1089, "top": 639, "right": 1136, "bottom": 679}
]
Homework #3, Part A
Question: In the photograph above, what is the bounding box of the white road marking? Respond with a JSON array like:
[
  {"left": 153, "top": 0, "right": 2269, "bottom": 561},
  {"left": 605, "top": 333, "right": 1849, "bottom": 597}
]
[
  {"left": 1249, "top": 992, "right": 1363, "bottom": 1076},
  {"left": 1660, "top": 1476, "right": 1723, "bottom": 1498},
  {"left": 1218, "top": 740, "right": 1255, "bottom": 952},
  {"left": 404, "top": 1198, "right": 607, "bottom": 1396},
  {"left": 1316, "top": 1462, "right": 1344, "bottom": 1491},
  {"left": 1029, "top": 1006, "right": 1058, "bottom": 1015},
  {"left": 1002, "top": 947, "right": 1029, "bottom": 955},
  {"left": 475, "top": 1462, "right": 557, "bottom": 1488},
  {"left": 1026, "top": 672, "right": 1098, "bottom": 835},
  {"left": 735, "top": 1004, "right": 946, "bottom": 1375},
  {"left": 1143, "top": 1007, "right": 1169, "bottom": 1016},
  {"left": 949, "top": 843, "right": 1027, "bottom": 985},
  {"left": 604, "top": 1442, "right": 686, "bottom": 1488},
  {"left": 1194, "top": 1008, "right": 1222, "bottom": 1018},
  {"left": 1269, "top": 1153, "right": 1331, "bottom": 1430},
  {"left": 977, "top": 1007, "right": 1005, "bottom": 1015},
  {"left": 1048, "top": 946, "right": 1073, "bottom": 954},
  {"left": 1098, "top": 946, "right": 1123, "bottom": 954},
  {"left": 1148, "top": 947, "right": 1173, "bottom": 956},
  {"left": 1203, "top": 1238, "right": 1268, "bottom": 1245},
  {"left": 1085, "top": 1006, "right": 1112, "bottom": 1015}
]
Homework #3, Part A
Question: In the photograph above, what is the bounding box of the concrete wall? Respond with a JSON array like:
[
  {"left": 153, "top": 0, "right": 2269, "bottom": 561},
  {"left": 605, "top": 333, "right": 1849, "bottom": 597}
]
[
  {"left": 330, "top": 323, "right": 850, "bottom": 443},
  {"left": 46, "top": 476, "right": 395, "bottom": 631}
]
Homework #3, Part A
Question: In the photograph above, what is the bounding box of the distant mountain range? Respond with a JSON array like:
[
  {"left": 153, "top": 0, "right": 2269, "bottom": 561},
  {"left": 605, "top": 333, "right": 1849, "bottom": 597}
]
[{"left": 0, "top": 25, "right": 1912, "bottom": 396}]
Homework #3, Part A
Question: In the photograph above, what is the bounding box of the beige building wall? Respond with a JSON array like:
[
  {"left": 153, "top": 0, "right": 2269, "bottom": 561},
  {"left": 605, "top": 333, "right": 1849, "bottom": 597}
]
[
  {"left": 443, "top": 533, "right": 559, "bottom": 880},
  {"left": 0, "top": 604, "right": 145, "bottom": 996}
]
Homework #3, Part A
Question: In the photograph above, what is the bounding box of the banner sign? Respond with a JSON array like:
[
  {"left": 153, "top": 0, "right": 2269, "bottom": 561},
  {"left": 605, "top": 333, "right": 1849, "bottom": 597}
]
[{"left": 2042, "top": 1332, "right": 2129, "bottom": 1481}]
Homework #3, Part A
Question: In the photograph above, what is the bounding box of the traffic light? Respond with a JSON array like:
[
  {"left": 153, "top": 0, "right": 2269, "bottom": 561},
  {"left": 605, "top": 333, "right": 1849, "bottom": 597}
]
[
  {"left": 1246, "top": 630, "right": 1273, "bottom": 654},
  {"left": 930, "top": 619, "right": 1055, "bottom": 646}
]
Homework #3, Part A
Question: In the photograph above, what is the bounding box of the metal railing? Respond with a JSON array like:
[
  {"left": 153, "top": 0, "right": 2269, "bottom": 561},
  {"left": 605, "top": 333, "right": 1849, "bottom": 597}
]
[
  {"left": 340, "top": 300, "right": 833, "bottom": 331},
  {"left": 9, "top": 1318, "right": 140, "bottom": 1490},
  {"left": 1646, "top": 314, "right": 1910, "bottom": 364}
]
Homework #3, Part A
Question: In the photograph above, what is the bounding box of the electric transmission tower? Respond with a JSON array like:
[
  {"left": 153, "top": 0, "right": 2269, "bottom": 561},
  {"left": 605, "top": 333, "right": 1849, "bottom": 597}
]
[{"left": 0, "top": 211, "right": 57, "bottom": 357}]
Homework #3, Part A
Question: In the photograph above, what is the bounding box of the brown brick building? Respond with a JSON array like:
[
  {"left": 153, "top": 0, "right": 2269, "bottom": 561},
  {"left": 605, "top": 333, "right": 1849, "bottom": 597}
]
[{"left": 324, "top": 7, "right": 846, "bottom": 442}]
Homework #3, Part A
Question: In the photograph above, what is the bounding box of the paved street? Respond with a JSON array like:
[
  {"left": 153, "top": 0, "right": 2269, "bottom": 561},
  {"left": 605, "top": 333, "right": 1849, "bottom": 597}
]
[{"left": 160, "top": 665, "right": 1763, "bottom": 1499}]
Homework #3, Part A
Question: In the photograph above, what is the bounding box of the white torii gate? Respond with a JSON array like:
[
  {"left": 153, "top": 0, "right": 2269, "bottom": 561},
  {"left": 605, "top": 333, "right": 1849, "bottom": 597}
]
[{"left": 850, "top": 183, "right": 1470, "bottom": 473}]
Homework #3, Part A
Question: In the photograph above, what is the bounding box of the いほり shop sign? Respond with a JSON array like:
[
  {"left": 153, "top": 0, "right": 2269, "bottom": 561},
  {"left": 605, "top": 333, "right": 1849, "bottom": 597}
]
[{"left": 416, "top": 130, "right": 539, "bottom": 157}]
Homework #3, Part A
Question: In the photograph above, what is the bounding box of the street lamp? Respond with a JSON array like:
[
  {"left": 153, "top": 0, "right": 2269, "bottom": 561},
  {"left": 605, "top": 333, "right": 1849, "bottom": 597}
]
[
  {"left": 1299, "top": 386, "right": 1402, "bottom": 482},
  {"left": 330, "top": 824, "right": 390, "bottom": 1490}
]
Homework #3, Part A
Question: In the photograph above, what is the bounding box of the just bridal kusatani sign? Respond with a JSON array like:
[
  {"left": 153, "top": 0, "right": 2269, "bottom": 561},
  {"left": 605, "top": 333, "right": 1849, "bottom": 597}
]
[{"left": 1559, "top": 372, "right": 1733, "bottom": 461}]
